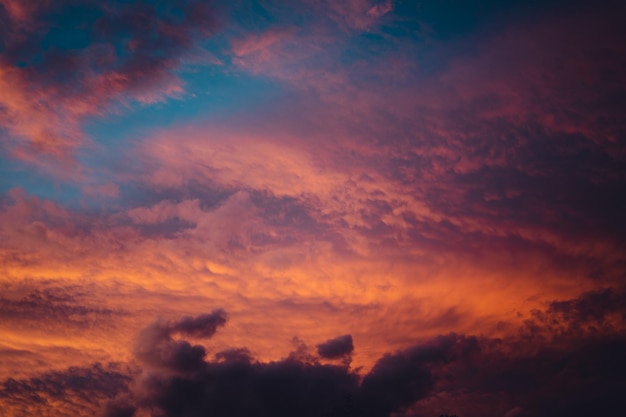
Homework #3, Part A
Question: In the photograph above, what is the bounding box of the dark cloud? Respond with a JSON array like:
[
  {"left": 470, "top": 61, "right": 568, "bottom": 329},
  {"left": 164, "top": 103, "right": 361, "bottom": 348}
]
[
  {"left": 130, "top": 357, "right": 361, "bottom": 417},
  {"left": 519, "top": 287, "right": 626, "bottom": 342},
  {"left": 105, "top": 305, "right": 626, "bottom": 417},
  {"left": 412, "top": 334, "right": 626, "bottom": 417},
  {"left": 103, "top": 399, "right": 137, "bottom": 417},
  {"left": 0, "top": 286, "right": 121, "bottom": 328},
  {"left": 405, "top": 290, "right": 626, "bottom": 417},
  {"left": 316, "top": 334, "right": 354, "bottom": 360},
  {"left": 106, "top": 312, "right": 466, "bottom": 417},
  {"left": 547, "top": 287, "right": 626, "bottom": 325},
  {"left": 170, "top": 311, "right": 229, "bottom": 338},
  {"left": 358, "top": 334, "right": 479, "bottom": 417},
  {"left": 0, "top": 363, "right": 132, "bottom": 417},
  {"left": 134, "top": 309, "right": 228, "bottom": 371},
  {"left": 214, "top": 347, "right": 254, "bottom": 363}
]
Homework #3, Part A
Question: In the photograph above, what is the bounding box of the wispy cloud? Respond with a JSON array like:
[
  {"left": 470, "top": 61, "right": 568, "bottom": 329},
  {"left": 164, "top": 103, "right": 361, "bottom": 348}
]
[{"left": 0, "top": 0, "right": 217, "bottom": 172}]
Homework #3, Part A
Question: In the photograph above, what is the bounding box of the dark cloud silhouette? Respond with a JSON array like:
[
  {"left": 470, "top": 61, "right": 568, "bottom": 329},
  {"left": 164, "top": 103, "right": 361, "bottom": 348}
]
[
  {"left": 518, "top": 286, "right": 626, "bottom": 342},
  {"left": 406, "top": 290, "right": 626, "bottom": 417},
  {"left": 131, "top": 358, "right": 361, "bottom": 417},
  {"left": 214, "top": 347, "right": 254, "bottom": 363},
  {"left": 104, "top": 305, "right": 626, "bottom": 417},
  {"left": 316, "top": 334, "right": 354, "bottom": 360},
  {"left": 2, "top": 304, "right": 622, "bottom": 417},
  {"left": 358, "top": 334, "right": 479, "bottom": 417},
  {"left": 134, "top": 309, "right": 228, "bottom": 371},
  {"left": 413, "top": 334, "right": 626, "bottom": 417},
  {"left": 106, "top": 312, "right": 467, "bottom": 417},
  {"left": 547, "top": 287, "right": 626, "bottom": 325},
  {"left": 170, "top": 312, "right": 229, "bottom": 338}
]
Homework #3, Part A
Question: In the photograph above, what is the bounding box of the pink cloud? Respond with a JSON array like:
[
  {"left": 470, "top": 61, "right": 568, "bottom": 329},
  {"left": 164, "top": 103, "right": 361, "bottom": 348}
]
[
  {"left": 0, "top": 0, "right": 216, "bottom": 172},
  {"left": 232, "top": 28, "right": 296, "bottom": 57},
  {"left": 127, "top": 199, "right": 203, "bottom": 225}
]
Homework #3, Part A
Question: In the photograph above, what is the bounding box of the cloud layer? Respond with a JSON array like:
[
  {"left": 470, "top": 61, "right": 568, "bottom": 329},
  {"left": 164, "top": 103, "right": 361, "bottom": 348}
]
[{"left": 1, "top": 0, "right": 625, "bottom": 416}]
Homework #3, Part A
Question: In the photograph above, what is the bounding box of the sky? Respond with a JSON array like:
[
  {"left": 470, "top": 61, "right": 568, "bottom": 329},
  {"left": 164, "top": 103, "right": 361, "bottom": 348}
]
[{"left": 0, "top": 0, "right": 625, "bottom": 416}]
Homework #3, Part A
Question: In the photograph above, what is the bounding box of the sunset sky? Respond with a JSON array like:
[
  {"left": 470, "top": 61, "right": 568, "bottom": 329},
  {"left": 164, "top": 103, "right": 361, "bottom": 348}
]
[{"left": 1, "top": 1, "right": 625, "bottom": 416}]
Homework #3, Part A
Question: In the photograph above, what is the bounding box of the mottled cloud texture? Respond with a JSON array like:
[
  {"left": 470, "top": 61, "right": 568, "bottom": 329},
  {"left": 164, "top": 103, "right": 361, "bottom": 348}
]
[{"left": 1, "top": 0, "right": 625, "bottom": 416}]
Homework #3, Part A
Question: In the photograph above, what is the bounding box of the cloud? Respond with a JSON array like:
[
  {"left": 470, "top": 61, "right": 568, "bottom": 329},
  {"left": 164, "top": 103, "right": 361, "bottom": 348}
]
[
  {"left": 520, "top": 287, "right": 626, "bottom": 342},
  {"left": 195, "top": 0, "right": 626, "bottom": 276},
  {"left": 134, "top": 310, "right": 228, "bottom": 371},
  {"left": 358, "top": 333, "right": 478, "bottom": 417},
  {"left": 105, "top": 312, "right": 467, "bottom": 417},
  {"left": 105, "top": 305, "right": 626, "bottom": 417},
  {"left": 0, "top": 363, "right": 132, "bottom": 417},
  {"left": 170, "top": 312, "right": 230, "bottom": 338},
  {"left": 406, "top": 289, "right": 626, "bottom": 417},
  {"left": 0, "top": 286, "right": 119, "bottom": 328},
  {"left": 414, "top": 334, "right": 626, "bottom": 417},
  {"left": 2, "top": 304, "right": 622, "bottom": 417},
  {"left": 546, "top": 287, "right": 626, "bottom": 325},
  {"left": 312, "top": 0, "right": 393, "bottom": 30},
  {"left": 0, "top": 0, "right": 217, "bottom": 168},
  {"left": 1, "top": 3, "right": 625, "bottom": 415},
  {"left": 0, "top": 176, "right": 620, "bottom": 379},
  {"left": 316, "top": 334, "right": 354, "bottom": 361}
]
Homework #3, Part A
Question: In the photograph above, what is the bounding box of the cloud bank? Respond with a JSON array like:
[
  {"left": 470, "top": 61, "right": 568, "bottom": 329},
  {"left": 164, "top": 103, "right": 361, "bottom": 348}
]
[{"left": 100, "top": 301, "right": 626, "bottom": 417}]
